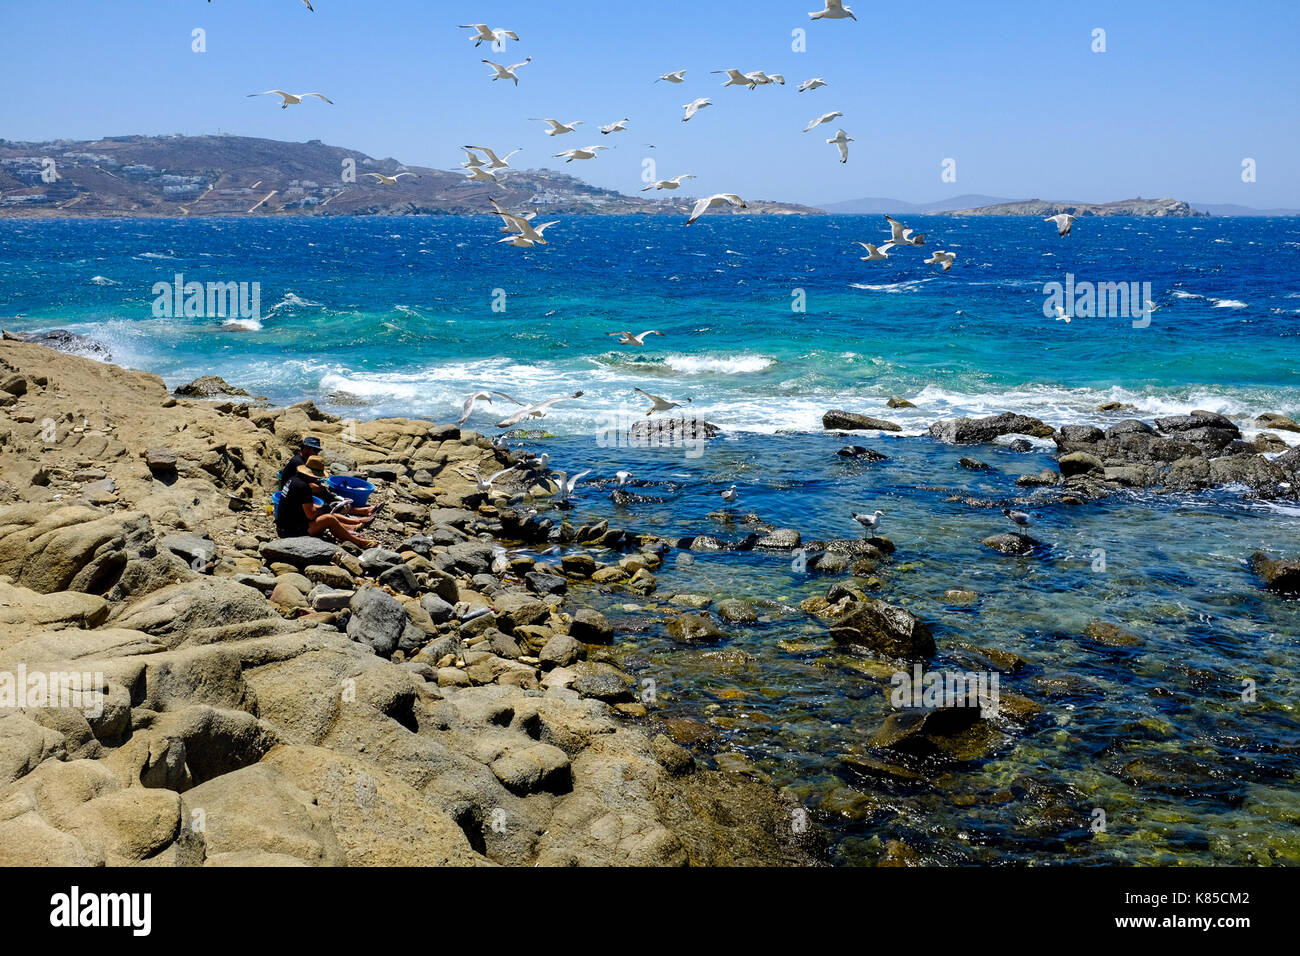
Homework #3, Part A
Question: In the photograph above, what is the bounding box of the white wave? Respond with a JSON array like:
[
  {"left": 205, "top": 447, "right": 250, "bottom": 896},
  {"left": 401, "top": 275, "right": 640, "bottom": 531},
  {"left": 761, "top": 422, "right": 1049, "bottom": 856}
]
[
  {"left": 1211, "top": 299, "right": 1247, "bottom": 309},
  {"left": 89, "top": 275, "right": 118, "bottom": 286},
  {"left": 222, "top": 317, "right": 263, "bottom": 331},
  {"left": 267, "top": 293, "right": 324, "bottom": 314},
  {"left": 1170, "top": 291, "right": 1202, "bottom": 299},
  {"left": 849, "top": 278, "right": 931, "bottom": 294},
  {"left": 663, "top": 354, "right": 775, "bottom": 375},
  {"left": 134, "top": 251, "right": 177, "bottom": 260}
]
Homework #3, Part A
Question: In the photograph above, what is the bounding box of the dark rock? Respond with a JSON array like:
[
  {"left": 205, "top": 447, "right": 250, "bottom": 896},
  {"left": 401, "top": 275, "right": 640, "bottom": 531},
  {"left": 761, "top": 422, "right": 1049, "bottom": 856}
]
[
  {"left": 3, "top": 328, "right": 112, "bottom": 360},
  {"left": 260, "top": 536, "right": 340, "bottom": 567},
  {"left": 569, "top": 608, "right": 613, "bottom": 643},
  {"left": 869, "top": 705, "right": 984, "bottom": 755},
  {"left": 981, "top": 533, "right": 1041, "bottom": 556},
  {"left": 957, "top": 457, "right": 990, "bottom": 471},
  {"left": 419, "top": 592, "right": 455, "bottom": 624},
  {"left": 929, "top": 412, "right": 1055, "bottom": 444},
  {"left": 1155, "top": 410, "right": 1239, "bottom": 436},
  {"left": 1250, "top": 552, "right": 1300, "bottom": 593},
  {"left": 665, "top": 612, "right": 727, "bottom": 645},
  {"left": 1256, "top": 413, "right": 1300, "bottom": 434},
  {"left": 1007, "top": 439, "right": 1034, "bottom": 453},
  {"left": 358, "top": 547, "right": 402, "bottom": 576},
  {"left": 346, "top": 587, "right": 407, "bottom": 656},
  {"left": 886, "top": 397, "right": 917, "bottom": 409},
  {"left": 823, "top": 410, "right": 902, "bottom": 432},
  {"left": 828, "top": 600, "right": 935, "bottom": 659},
  {"left": 1058, "top": 425, "right": 1104, "bottom": 444},
  {"left": 173, "top": 375, "right": 254, "bottom": 399},
  {"left": 837, "top": 445, "right": 888, "bottom": 462},
  {"left": 1, "top": 374, "right": 27, "bottom": 397},
  {"left": 160, "top": 533, "right": 216, "bottom": 568},
  {"left": 1105, "top": 419, "right": 1156, "bottom": 438},
  {"left": 378, "top": 563, "right": 419, "bottom": 596},
  {"left": 560, "top": 552, "right": 598, "bottom": 577},
  {"left": 1058, "top": 451, "right": 1105, "bottom": 478},
  {"left": 525, "top": 571, "right": 567, "bottom": 596}
]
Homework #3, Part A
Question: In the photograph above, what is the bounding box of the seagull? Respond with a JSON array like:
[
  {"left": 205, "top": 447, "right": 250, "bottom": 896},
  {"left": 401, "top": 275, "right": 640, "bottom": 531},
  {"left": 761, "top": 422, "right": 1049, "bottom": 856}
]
[
  {"left": 554, "top": 145, "right": 608, "bottom": 163},
  {"left": 487, "top": 196, "right": 538, "bottom": 234},
  {"left": 615, "top": 471, "right": 633, "bottom": 489},
  {"left": 364, "top": 172, "right": 419, "bottom": 186},
  {"left": 554, "top": 469, "right": 592, "bottom": 502},
  {"left": 534, "top": 118, "right": 584, "bottom": 136},
  {"left": 1144, "top": 299, "right": 1161, "bottom": 313},
  {"left": 1003, "top": 507, "right": 1033, "bottom": 527},
  {"left": 640, "top": 174, "right": 696, "bottom": 191},
  {"left": 798, "top": 77, "right": 828, "bottom": 92},
  {"left": 720, "top": 485, "right": 738, "bottom": 512},
  {"left": 482, "top": 57, "right": 531, "bottom": 85},
  {"left": 810, "top": 0, "right": 857, "bottom": 20},
  {"left": 497, "top": 221, "right": 558, "bottom": 247},
  {"left": 851, "top": 509, "right": 884, "bottom": 531},
  {"left": 1045, "top": 213, "right": 1078, "bottom": 237},
  {"left": 885, "top": 215, "right": 926, "bottom": 246},
  {"left": 463, "top": 145, "right": 521, "bottom": 170},
  {"left": 458, "top": 389, "right": 524, "bottom": 425},
  {"left": 856, "top": 241, "right": 894, "bottom": 261},
  {"left": 1053, "top": 305, "right": 1073, "bottom": 323},
  {"left": 746, "top": 71, "right": 785, "bottom": 86},
  {"left": 459, "top": 24, "right": 520, "bottom": 47},
  {"left": 656, "top": 70, "right": 688, "bottom": 83},
  {"left": 634, "top": 386, "right": 691, "bottom": 415},
  {"left": 460, "top": 148, "right": 488, "bottom": 168},
  {"left": 247, "top": 90, "right": 334, "bottom": 109},
  {"left": 465, "top": 166, "right": 502, "bottom": 183},
  {"left": 682, "top": 98, "right": 712, "bottom": 122},
  {"left": 827, "top": 129, "right": 853, "bottom": 163},
  {"left": 925, "top": 250, "right": 956, "bottom": 271},
  {"left": 473, "top": 464, "right": 519, "bottom": 493},
  {"left": 600, "top": 118, "right": 630, "bottom": 135},
  {"left": 608, "top": 330, "right": 664, "bottom": 345},
  {"left": 686, "top": 193, "right": 747, "bottom": 225},
  {"left": 713, "top": 69, "right": 758, "bottom": 89},
  {"left": 496, "top": 391, "right": 585, "bottom": 428},
  {"left": 803, "top": 111, "right": 843, "bottom": 132}
]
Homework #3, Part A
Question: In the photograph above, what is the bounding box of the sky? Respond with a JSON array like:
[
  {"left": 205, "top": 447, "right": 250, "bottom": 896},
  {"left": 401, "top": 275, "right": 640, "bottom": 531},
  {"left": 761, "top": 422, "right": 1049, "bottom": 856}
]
[{"left": 1, "top": 0, "right": 1297, "bottom": 208}]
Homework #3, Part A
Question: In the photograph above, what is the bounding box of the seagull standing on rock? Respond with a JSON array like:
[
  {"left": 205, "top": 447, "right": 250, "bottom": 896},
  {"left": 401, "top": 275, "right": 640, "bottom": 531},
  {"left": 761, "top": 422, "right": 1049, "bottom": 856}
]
[
  {"left": 720, "top": 485, "right": 738, "bottom": 512},
  {"left": 1003, "top": 508, "right": 1033, "bottom": 527},
  {"left": 852, "top": 510, "right": 884, "bottom": 532}
]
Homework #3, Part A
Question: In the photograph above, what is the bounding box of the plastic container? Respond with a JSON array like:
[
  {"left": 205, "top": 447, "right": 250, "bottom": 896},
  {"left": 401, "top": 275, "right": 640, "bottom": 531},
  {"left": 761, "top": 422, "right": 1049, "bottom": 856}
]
[
  {"left": 324, "top": 475, "right": 375, "bottom": 508},
  {"left": 271, "top": 490, "right": 324, "bottom": 521}
]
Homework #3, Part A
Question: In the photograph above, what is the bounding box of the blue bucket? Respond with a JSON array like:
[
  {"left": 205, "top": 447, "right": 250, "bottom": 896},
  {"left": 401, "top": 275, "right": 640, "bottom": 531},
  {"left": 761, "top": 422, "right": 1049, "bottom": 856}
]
[
  {"left": 324, "top": 475, "right": 375, "bottom": 508},
  {"left": 272, "top": 490, "right": 324, "bottom": 520}
]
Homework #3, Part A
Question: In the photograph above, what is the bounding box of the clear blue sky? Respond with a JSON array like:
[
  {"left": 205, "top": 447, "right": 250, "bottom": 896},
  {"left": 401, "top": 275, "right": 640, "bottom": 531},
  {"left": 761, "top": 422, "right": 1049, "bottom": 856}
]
[{"left": 1, "top": 0, "right": 1296, "bottom": 207}]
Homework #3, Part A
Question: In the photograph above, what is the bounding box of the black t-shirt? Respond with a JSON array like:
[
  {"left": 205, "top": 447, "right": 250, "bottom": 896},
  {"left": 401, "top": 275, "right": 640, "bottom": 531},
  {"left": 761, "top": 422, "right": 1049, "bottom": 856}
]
[
  {"left": 278, "top": 453, "right": 306, "bottom": 485},
  {"left": 277, "top": 473, "right": 316, "bottom": 537}
]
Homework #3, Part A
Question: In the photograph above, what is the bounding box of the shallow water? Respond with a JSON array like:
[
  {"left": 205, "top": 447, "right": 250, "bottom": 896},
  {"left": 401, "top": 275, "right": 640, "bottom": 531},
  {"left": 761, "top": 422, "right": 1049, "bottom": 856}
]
[{"left": 2, "top": 215, "right": 1298, "bottom": 865}]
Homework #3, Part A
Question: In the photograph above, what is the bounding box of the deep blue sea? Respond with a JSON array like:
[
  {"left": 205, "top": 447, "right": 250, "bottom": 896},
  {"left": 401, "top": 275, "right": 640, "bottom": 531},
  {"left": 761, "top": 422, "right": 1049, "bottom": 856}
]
[{"left": 2, "top": 214, "right": 1298, "bottom": 865}]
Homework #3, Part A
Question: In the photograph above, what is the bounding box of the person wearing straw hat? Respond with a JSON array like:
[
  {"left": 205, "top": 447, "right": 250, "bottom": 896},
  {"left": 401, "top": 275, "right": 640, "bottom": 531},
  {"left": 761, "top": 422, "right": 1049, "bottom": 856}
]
[
  {"left": 278, "top": 436, "right": 379, "bottom": 518},
  {"left": 277, "top": 455, "right": 378, "bottom": 548}
]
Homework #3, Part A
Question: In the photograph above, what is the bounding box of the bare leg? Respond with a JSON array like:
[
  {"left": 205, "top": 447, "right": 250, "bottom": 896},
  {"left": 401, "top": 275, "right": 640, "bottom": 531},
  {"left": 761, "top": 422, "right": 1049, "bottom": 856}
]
[{"left": 309, "top": 514, "right": 377, "bottom": 548}]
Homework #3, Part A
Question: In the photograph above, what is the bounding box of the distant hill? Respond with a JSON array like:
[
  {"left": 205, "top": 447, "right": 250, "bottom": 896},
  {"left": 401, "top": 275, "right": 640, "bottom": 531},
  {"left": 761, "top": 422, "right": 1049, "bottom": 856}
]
[
  {"left": 940, "top": 197, "right": 1205, "bottom": 218},
  {"left": 0, "top": 134, "right": 821, "bottom": 219},
  {"left": 819, "top": 194, "right": 1014, "bottom": 215},
  {"left": 1190, "top": 202, "right": 1300, "bottom": 217}
]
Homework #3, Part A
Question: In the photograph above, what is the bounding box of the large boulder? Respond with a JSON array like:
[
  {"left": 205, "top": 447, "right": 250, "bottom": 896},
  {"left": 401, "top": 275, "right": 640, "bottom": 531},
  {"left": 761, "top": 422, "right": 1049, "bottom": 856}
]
[
  {"left": 928, "top": 413, "right": 1054, "bottom": 444},
  {"left": 981, "top": 533, "right": 1041, "bottom": 556},
  {"left": 828, "top": 600, "right": 935, "bottom": 659},
  {"left": 346, "top": 588, "right": 408, "bottom": 656},
  {"left": 1250, "top": 552, "right": 1300, "bottom": 594},
  {"left": 260, "top": 537, "right": 340, "bottom": 568},
  {"left": 1155, "top": 410, "right": 1240, "bottom": 436},
  {"left": 822, "top": 410, "right": 902, "bottom": 432}
]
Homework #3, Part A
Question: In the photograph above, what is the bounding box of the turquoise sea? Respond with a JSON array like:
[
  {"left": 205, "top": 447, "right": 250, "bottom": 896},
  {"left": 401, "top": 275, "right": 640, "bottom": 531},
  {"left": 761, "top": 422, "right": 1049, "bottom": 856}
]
[{"left": 2, "top": 214, "right": 1298, "bottom": 865}]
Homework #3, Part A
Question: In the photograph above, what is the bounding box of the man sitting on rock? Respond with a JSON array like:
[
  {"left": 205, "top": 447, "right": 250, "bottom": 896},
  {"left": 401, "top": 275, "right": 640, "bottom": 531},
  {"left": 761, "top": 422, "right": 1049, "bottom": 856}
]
[
  {"left": 279, "top": 436, "right": 378, "bottom": 518},
  {"left": 277, "top": 455, "right": 378, "bottom": 548}
]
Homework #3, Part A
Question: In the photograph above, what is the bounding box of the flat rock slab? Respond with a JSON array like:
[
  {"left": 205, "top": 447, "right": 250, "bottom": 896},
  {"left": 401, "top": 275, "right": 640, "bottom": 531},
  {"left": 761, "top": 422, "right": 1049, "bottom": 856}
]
[{"left": 260, "top": 537, "right": 340, "bottom": 568}]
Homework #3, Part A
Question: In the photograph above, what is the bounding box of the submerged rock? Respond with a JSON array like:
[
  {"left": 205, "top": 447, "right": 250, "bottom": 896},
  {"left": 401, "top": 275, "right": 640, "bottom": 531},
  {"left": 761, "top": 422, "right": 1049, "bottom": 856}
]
[
  {"left": 828, "top": 599, "right": 935, "bottom": 659},
  {"left": 929, "top": 412, "right": 1055, "bottom": 444},
  {"left": 1250, "top": 552, "right": 1300, "bottom": 593},
  {"left": 981, "top": 532, "right": 1041, "bottom": 556}
]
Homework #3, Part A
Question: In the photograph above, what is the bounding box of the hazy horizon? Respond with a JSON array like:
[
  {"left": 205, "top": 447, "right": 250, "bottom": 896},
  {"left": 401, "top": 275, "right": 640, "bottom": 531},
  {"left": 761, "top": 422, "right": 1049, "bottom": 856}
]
[{"left": 1, "top": 0, "right": 1297, "bottom": 208}]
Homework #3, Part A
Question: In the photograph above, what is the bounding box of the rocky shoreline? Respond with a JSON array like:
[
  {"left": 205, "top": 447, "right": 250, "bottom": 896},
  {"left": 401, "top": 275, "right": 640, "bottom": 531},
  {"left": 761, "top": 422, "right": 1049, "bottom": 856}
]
[
  {"left": 0, "top": 339, "right": 820, "bottom": 866},
  {"left": 2, "top": 337, "right": 1297, "bottom": 868}
]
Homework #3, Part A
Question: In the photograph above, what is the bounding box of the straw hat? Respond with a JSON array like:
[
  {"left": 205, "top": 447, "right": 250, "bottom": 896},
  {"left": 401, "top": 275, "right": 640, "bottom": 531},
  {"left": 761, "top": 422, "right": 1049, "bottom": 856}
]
[{"left": 297, "top": 455, "right": 327, "bottom": 480}]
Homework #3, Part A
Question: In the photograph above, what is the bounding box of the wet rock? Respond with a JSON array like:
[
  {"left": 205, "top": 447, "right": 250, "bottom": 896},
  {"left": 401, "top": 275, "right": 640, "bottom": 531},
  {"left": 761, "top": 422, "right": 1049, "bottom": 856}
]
[
  {"left": 886, "top": 397, "right": 917, "bottom": 409},
  {"left": 828, "top": 600, "right": 935, "bottom": 659},
  {"left": 3, "top": 328, "right": 112, "bottom": 360},
  {"left": 942, "top": 589, "right": 978, "bottom": 605},
  {"left": 650, "top": 734, "right": 695, "bottom": 776},
  {"left": 1058, "top": 451, "right": 1105, "bottom": 478},
  {"left": 981, "top": 532, "right": 1041, "bottom": 556},
  {"left": 1250, "top": 552, "right": 1300, "bottom": 593},
  {"left": 716, "top": 599, "right": 758, "bottom": 624},
  {"left": 570, "top": 662, "right": 635, "bottom": 702},
  {"left": 837, "top": 445, "right": 888, "bottom": 461},
  {"left": 525, "top": 572, "right": 567, "bottom": 596},
  {"left": 755, "top": 528, "right": 801, "bottom": 549},
  {"left": 869, "top": 705, "right": 983, "bottom": 755},
  {"left": 560, "top": 553, "right": 597, "bottom": 577},
  {"left": 1058, "top": 424, "right": 1104, "bottom": 444},
  {"left": 1257, "top": 412, "right": 1300, "bottom": 433},
  {"left": 569, "top": 608, "right": 613, "bottom": 643},
  {"left": 173, "top": 376, "right": 256, "bottom": 400},
  {"left": 1007, "top": 439, "right": 1034, "bottom": 453},
  {"left": 822, "top": 410, "right": 902, "bottom": 432},
  {"left": 665, "top": 612, "right": 727, "bottom": 645},
  {"left": 1105, "top": 419, "right": 1156, "bottom": 438},
  {"left": 1096, "top": 401, "right": 1138, "bottom": 414},
  {"left": 957, "top": 457, "right": 990, "bottom": 471},
  {"left": 929, "top": 412, "right": 1055, "bottom": 444},
  {"left": 1155, "top": 410, "right": 1239, "bottom": 436},
  {"left": 1083, "top": 620, "right": 1142, "bottom": 647}
]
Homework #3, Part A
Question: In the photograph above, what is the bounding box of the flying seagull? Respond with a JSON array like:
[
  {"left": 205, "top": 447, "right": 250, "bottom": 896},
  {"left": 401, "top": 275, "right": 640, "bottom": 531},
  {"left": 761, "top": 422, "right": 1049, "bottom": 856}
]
[
  {"left": 925, "top": 250, "right": 956, "bottom": 271},
  {"left": 482, "top": 57, "right": 532, "bottom": 85},
  {"left": 465, "top": 165, "right": 502, "bottom": 183},
  {"left": 885, "top": 215, "right": 926, "bottom": 246},
  {"left": 746, "top": 71, "right": 785, "bottom": 86},
  {"left": 554, "top": 145, "right": 608, "bottom": 163},
  {"left": 496, "top": 391, "right": 585, "bottom": 427},
  {"left": 463, "top": 145, "right": 521, "bottom": 170},
  {"left": 641, "top": 174, "right": 696, "bottom": 191},
  {"left": 473, "top": 464, "right": 519, "bottom": 494},
  {"left": 686, "top": 193, "right": 747, "bottom": 225},
  {"left": 657, "top": 70, "right": 688, "bottom": 83},
  {"left": 798, "top": 77, "right": 828, "bottom": 92},
  {"left": 634, "top": 386, "right": 691, "bottom": 415},
  {"left": 553, "top": 470, "right": 592, "bottom": 503},
  {"left": 827, "top": 129, "right": 853, "bottom": 163},
  {"left": 458, "top": 389, "right": 524, "bottom": 425},
  {"left": 810, "top": 0, "right": 857, "bottom": 20},
  {"left": 534, "top": 118, "right": 584, "bottom": 136},
  {"left": 459, "top": 24, "right": 520, "bottom": 47},
  {"left": 712, "top": 69, "right": 757, "bottom": 90},
  {"left": 608, "top": 330, "right": 664, "bottom": 345},
  {"left": 1045, "top": 213, "right": 1078, "bottom": 237},
  {"left": 803, "top": 111, "right": 843, "bottom": 132},
  {"left": 682, "top": 98, "right": 712, "bottom": 122},
  {"left": 600, "top": 118, "right": 630, "bottom": 135},
  {"left": 247, "top": 90, "right": 333, "bottom": 108},
  {"left": 364, "top": 172, "right": 419, "bottom": 186},
  {"left": 856, "top": 241, "right": 894, "bottom": 261}
]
